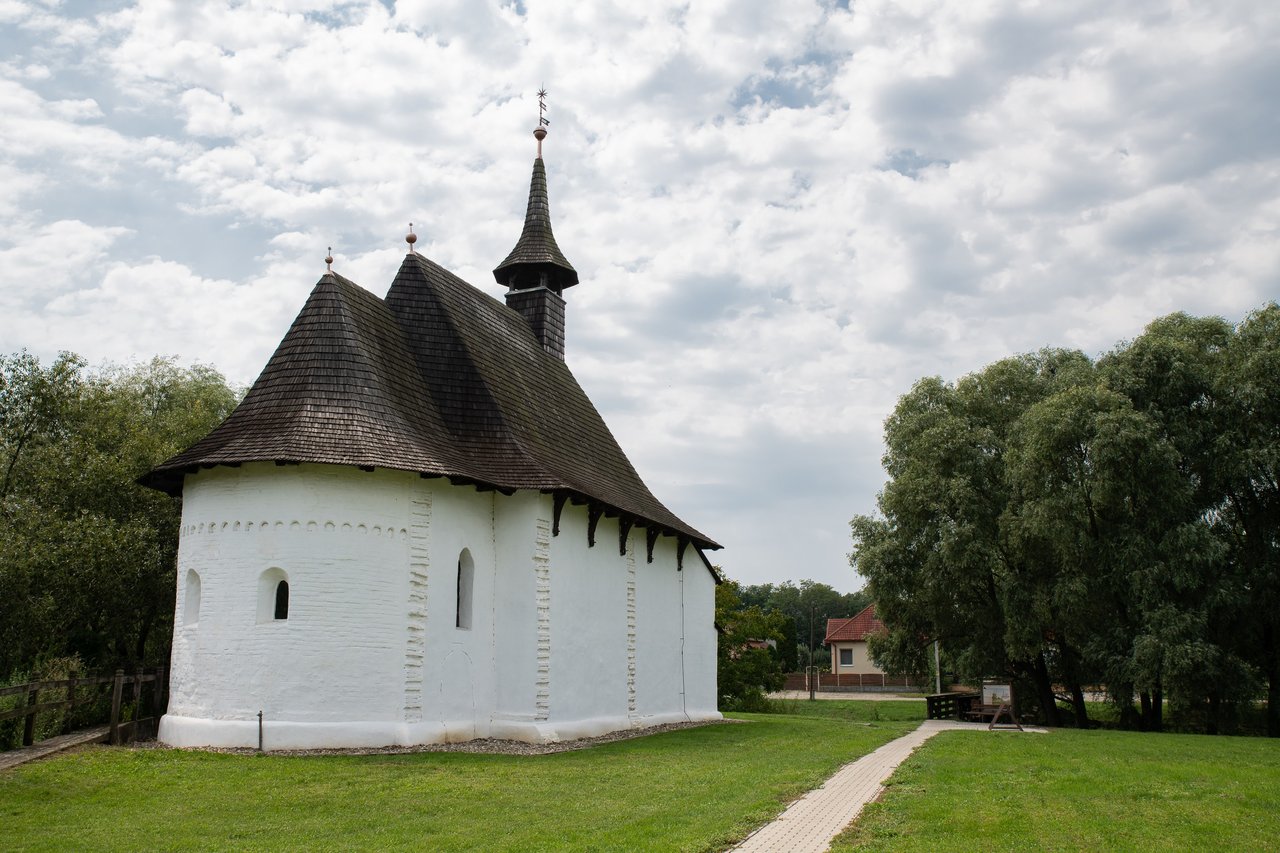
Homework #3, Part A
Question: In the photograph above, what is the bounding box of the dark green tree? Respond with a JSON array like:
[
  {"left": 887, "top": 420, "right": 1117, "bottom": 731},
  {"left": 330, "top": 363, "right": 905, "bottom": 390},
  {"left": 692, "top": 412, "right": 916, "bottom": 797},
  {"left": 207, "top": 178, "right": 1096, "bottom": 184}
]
[
  {"left": 0, "top": 353, "right": 238, "bottom": 680},
  {"left": 853, "top": 304, "right": 1280, "bottom": 735},
  {"left": 1213, "top": 305, "right": 1280, "bottom": 736},
  {"left": 715, "top": 579, "right": 788, "bottom": 710},
  {"left": 854, "top": 350, "right": 1092, "bottom": 725}
]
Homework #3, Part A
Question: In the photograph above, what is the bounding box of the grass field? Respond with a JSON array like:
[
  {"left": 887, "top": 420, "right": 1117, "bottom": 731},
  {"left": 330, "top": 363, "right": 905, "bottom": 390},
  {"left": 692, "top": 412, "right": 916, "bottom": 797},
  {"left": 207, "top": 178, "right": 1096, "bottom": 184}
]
[
  {"left": 7, "top": 700, "right": 1276, "bottom": 851},
  {"left": 0, "top": 707, "right": 917, "bottom": 852},
  {"left": 833, "top": 727, "right": 1280, "bottom": 852}
]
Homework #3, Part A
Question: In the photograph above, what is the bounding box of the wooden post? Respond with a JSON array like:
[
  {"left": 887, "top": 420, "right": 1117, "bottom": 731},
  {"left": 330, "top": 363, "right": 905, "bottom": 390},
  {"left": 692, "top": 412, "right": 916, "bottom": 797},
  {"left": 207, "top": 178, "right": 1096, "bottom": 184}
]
[
  {"left": 64, "top": 676, "right": 77, "bottom": 735},
  {"left": 153, "top": 666, "right": 167, "bottom": 719},
  {"left": 22, "top": 685, "right": 38, "bottom": 746},
  {"left": 109, "top": 669, "right": 124, "bottom": 746}
]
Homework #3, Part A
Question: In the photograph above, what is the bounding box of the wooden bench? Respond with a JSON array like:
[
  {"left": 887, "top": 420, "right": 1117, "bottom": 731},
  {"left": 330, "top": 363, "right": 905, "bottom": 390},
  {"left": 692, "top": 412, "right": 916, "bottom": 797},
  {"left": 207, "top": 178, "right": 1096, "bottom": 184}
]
[
  {"left": 965, "top": 703, "right": 1002, "bottom": 722},
  {"left": 968, "top": 701, "right": 1024, "bottom": 730}
]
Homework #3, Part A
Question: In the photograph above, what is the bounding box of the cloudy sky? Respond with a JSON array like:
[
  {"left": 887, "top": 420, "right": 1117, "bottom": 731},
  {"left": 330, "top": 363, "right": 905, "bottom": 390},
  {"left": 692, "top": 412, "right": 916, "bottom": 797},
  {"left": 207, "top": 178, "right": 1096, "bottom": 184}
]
[{"left": 2, "top": 0, "right": 1276, "bottom": 593}]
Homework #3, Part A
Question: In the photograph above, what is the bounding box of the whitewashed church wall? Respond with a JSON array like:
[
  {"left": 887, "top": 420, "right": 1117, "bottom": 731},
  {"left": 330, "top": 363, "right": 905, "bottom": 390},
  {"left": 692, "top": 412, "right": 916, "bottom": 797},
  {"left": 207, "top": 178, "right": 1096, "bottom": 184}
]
[
  {"left": 545, "top": 503, "right": 631, "bottom": 730},
  {"left": 632, "top": 534, "right": 688, "bottom": 720},
  {"left": 489, "top": 491, "right": 542, "bottom": 732},
  {"left": 165, "top": 463, "right": 416, "bottom": 741},
  {"left": 679, "top": 551, "right": 719, "bottom": 717},
  {"left": 411, "top": 479, "right": 499, "bottom": 742},
  {"left": 161, "top": 462, "right": 719, "bottom": 748},
  {"left": 538, "top": 504, "right": 721, "bottom": 734}
]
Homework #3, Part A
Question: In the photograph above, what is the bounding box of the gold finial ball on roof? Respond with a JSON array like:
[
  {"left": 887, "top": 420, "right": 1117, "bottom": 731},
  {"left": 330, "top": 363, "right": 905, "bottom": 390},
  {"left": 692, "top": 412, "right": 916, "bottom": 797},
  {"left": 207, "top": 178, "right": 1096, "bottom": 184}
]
[
  {"left": 406, "top": 223, "right": 417, "bottom": 249},
  {"left": 325, "top": 247, "right": 334, "bottom": 270},
  {"left": 533, "top": 126, "right": 547, "bottom": 142}
]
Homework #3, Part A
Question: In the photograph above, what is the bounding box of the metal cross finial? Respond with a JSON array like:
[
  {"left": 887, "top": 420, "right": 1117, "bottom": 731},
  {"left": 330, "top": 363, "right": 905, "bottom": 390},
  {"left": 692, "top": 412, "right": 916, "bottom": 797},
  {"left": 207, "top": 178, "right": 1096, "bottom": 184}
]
[{"left": 537, "top": 87, "right": 550, "bottom": 128}]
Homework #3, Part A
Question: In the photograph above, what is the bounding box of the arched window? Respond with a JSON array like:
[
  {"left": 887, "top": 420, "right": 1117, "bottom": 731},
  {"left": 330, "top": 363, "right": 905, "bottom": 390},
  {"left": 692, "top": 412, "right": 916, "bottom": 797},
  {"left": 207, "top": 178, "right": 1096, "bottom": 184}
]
[
  {"left": 258, "top": 568, "right": 290, "bottom": 623},
  {"left": 274, "top": 580, "right": 289, "bottom": 620},
  {"left": 184, "top": 569, "right": 201, "bottom": 626},
  {"left": 456, "top": 549, "right": 474, "bottom": 630}
]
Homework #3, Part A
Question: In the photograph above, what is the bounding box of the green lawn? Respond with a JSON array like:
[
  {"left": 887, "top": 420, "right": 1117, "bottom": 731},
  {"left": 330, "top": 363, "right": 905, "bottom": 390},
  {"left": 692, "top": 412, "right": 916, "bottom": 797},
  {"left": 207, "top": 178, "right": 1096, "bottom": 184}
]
[
  {"left": 0, "top": 710, "right": 916, "bottom": 852},
  {"left": 766, "top": 697, "right": 925, "bottom": 723},
  {"left": 11, "top": 703, "right": 1274, "bottom": 852},
  {"left": 834, "top": 728, "right": 1280, "bottom": 852}
]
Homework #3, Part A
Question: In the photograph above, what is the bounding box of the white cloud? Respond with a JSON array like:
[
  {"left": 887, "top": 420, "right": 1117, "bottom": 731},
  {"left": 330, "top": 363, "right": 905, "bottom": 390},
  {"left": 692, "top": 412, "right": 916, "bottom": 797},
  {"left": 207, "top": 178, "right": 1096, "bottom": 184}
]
[
  {"left": 0, "top": 220, "right": 132, "bottom": 312},
  {"left": 1, "top": 0, "right": 1277, "bottom": 591}
]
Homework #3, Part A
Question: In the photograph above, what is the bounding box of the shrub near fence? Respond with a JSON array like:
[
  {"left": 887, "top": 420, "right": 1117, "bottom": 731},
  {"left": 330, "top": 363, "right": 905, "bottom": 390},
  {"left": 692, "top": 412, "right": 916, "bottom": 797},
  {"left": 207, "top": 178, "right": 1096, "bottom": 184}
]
[{"left": 0, "top": 667, "right": 166, "bottom": 750}]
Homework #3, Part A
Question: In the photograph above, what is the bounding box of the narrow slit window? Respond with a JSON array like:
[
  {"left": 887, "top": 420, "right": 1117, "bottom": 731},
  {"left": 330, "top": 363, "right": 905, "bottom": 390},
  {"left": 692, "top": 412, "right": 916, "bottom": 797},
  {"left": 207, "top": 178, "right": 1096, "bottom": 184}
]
[
  {"left": 274, "top": 580, "right": 290, "bottom": 620},
  {"left": 184, "top": 569, "right": 201, "bottom": 626},
  {"left": 456, "top": 549, "right": 474, "bottom": 630},
  {"left": 258, "top": 568, "right": 289, "bottom": 623}
]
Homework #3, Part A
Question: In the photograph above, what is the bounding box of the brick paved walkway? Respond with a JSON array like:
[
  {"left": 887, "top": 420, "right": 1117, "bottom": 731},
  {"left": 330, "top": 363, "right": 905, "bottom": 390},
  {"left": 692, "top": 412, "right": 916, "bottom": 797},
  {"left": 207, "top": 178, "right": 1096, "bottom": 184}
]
[{"left": 733, "top": 719, "right": 1022, "bottom": 852}]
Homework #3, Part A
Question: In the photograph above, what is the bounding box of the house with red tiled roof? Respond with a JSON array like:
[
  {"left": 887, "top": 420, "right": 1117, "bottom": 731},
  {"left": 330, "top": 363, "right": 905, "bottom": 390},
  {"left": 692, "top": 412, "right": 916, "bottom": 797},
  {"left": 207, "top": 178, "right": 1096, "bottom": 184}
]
[{"left": 824, "top": 604, "right": 886, "bottom": 678}]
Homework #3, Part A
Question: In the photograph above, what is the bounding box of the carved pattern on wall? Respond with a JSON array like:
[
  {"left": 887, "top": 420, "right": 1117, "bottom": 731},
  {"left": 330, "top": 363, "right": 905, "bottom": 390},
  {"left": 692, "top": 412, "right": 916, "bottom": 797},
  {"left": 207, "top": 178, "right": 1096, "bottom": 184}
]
[
  {"left": 534, "top": 516, "right": 553, "bottom": 721},
  {"left": 403, "top": 490, "right": 432, "bottom": 723},
  {"left": 626, "top": 539, "right": 638, "bottom": 717},
  {"left": 184, "top": 520, "right": 409, "bottom": 539}
]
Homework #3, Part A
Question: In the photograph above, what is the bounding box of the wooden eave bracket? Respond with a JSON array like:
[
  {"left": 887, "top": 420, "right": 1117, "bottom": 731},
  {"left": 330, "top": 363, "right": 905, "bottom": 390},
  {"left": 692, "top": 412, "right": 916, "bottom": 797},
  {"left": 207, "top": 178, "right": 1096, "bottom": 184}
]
[
  {"left": 552, "top": 492, "right": 568, "bottom": 536},
  {"left": 587, "top": 503, "right": 603, "bottom": 548},
  {"left": 618, "top": 517, "right": 634, "bottom": 556},
  {"left": 677, "top": 536, "right": 690, "bottom": 571},
  {"left": 645, "top": 526, "right": 659, "bottom": 564}
]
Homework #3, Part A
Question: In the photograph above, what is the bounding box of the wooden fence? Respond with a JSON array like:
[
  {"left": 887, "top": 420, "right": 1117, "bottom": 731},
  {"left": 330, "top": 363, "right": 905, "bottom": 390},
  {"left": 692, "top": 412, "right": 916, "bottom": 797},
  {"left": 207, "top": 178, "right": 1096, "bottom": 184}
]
[
  {"left": 782, "top": 671, "right": 922, "bottom": 691},
  {"left": 0, "top": 667, "right": 166, "bottom": 747},
  {"left": 925, "top": 691, "right": 980, "bottom": 720}
]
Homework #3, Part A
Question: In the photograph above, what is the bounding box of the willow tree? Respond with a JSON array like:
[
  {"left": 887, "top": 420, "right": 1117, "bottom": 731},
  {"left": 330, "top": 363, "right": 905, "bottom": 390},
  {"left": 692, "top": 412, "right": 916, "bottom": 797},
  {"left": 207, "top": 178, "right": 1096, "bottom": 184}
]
[
  {"left": 852, "top": 349, "right": 1092, "bottom": 725},
  {"left": 854, "top": 303, "right": 1280, "bottom": 734},
  {"left": 1213, "top": 305, "right": 1280, "bottom": 736}
]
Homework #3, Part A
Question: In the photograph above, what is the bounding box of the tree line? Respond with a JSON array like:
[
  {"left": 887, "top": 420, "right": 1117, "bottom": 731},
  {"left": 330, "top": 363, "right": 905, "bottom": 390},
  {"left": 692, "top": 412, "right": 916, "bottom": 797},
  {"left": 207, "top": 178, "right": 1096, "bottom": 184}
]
[
  {"left": 852, "top": 304, "right": 1279, "bottom": 736},
  {"left": 715, "top": 577, "right": 871, "bottom": 709},
  {"left": 0, "top": 351, "right": 238, "bottom": 684}
]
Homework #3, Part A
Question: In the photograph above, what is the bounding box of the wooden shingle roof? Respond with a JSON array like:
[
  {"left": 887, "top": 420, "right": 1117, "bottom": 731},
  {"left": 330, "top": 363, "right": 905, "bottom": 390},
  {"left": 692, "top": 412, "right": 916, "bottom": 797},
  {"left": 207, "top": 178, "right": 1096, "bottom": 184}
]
[{"left": 143, "top": 254, "right": 717, "bottom": 551}]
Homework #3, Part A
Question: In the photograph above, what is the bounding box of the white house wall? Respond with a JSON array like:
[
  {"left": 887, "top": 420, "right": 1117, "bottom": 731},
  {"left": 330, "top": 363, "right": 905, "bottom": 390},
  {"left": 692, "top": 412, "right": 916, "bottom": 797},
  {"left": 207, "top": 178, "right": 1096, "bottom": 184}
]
[
  {"left": 160, "top": 463, "right": 719, "bottom": 749},
  {"left": 832, "top": 640, "right": 885, "bottom": 675}
]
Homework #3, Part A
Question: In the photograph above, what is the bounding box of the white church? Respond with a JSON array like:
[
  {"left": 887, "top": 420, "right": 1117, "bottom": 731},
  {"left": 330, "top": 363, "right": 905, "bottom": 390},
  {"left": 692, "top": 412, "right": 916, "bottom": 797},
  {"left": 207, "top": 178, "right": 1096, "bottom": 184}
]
[{"left": 143, "top": 125, "right": 722, "bottom": 749}]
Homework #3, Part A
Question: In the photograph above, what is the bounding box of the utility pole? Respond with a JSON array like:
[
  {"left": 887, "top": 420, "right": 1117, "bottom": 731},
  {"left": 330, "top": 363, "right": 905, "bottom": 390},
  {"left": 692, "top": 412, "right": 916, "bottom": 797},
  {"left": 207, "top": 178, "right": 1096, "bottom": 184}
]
[
  {"left": 933, "top": 640, "right": 942, "bottom": 694},
  {"left": 808, "top": 605, "right": 817, "bottom": 701}
]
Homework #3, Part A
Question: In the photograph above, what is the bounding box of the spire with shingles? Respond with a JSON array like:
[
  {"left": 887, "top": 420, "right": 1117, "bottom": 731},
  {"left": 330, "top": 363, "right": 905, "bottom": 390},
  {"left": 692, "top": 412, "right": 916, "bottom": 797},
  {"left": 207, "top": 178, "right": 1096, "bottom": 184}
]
[{"left": 493, "top": 127, "right": 578, "bottom": 293}]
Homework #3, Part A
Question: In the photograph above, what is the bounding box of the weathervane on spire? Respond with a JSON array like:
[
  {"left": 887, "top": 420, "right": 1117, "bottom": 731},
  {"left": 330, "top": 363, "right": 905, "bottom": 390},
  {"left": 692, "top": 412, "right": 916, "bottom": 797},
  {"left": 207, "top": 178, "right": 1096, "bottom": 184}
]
[{"left": 534, "top": 87, "right": 550, "bottom": 158}]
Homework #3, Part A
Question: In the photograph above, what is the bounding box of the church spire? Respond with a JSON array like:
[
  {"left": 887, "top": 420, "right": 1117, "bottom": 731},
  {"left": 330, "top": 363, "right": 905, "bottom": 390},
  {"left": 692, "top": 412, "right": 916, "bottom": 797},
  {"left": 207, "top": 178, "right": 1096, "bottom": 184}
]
[
  {"left": 495, "top": 99, "right": 578, "bottom": 359},
  {"left": 492, "top": 127, "right": 578, "bottom": 293}
]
